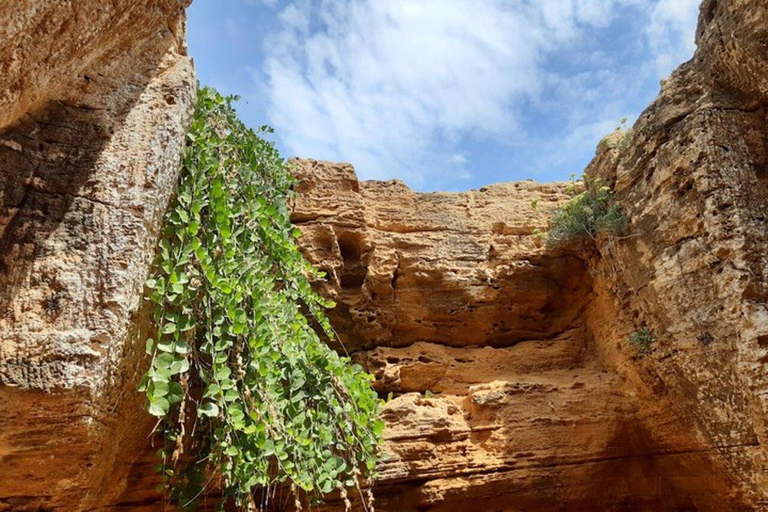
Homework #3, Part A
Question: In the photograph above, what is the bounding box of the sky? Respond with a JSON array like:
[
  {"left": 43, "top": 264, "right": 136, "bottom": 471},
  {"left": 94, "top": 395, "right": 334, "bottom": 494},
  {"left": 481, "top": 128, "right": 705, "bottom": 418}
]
[{"left": 188, "top": 0, "right": 701, "bottom": 191}]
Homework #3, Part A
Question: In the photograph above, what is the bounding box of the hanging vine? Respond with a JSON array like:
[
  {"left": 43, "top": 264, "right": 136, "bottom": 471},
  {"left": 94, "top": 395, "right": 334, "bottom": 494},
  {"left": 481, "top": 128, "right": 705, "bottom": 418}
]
[{"left": 139, "top": 86, "right": 384, "bottom": 510}]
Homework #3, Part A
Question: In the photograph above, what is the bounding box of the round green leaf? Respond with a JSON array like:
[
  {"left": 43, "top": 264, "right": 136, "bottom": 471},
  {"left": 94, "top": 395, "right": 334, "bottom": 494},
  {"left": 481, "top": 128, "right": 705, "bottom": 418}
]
[
  {"left": 148, "top": 396, "right": 170, "bottom": 417},
  {"left": 198, "top": 402, "right": 219, "bottom": 418}
]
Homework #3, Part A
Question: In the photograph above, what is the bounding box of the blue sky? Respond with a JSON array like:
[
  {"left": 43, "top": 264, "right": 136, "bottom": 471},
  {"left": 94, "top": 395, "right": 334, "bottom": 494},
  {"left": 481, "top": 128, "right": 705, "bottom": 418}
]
[{"left": 188, "top": 0, "right": 700, "bottom": 191}]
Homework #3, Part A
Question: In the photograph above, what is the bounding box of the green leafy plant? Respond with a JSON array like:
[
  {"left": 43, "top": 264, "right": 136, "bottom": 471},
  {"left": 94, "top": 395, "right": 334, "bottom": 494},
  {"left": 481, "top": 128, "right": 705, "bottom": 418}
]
[
  {"left": 545, "top": 175, "right": 627, "bottom": 248},
  {"left": 615, "top": 117, "right": 634, "bottom": 155},
  {"left": 140, "top": 86, "right": 383, "bottom": 510},
  {"left": 629, "top": 327, "right": 654, "bottom": 355}
]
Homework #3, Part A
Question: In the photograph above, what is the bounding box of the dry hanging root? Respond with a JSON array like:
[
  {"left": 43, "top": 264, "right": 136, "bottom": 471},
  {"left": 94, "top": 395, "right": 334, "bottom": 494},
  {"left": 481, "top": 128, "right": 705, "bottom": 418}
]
[
  {"left": 172, "top": 373, "right": 189, "bottom": 464},
  {"left": 292, "top": 484, "right": 302, "bottom": 511},
  {"left": 340, "top": 487, "right": 351, "bottom": 511},
  {"left": 366, "top": 487, "right": 375, "bottom": 512}
]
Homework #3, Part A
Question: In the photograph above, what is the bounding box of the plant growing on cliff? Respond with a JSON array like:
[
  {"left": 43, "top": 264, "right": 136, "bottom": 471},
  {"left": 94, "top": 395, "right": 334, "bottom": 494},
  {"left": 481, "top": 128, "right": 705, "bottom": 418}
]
[
  {"left": 140, "top": 87, "right": 383, "bottom": 510},
  {"left": 599, "top": 118, "right": 634, "bottom": 161},
  {"left": 614, "top": 118, "right": 634, "bottom": 159},
  {"left": 629, "top": 327, "right": 654, "bottom": 355},
  {"left": 616, "top": 130, "right": 634, "bottom": 156},
  {"left": 545, "top": 175, "right": 627, "bottom": 248}
]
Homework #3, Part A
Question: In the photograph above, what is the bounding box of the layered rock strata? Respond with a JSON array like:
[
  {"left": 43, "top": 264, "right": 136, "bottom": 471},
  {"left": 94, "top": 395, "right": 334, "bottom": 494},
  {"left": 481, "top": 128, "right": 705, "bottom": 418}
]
[
  {"left": 288, "top": 3, "right": 768, "bottom": 510},
  {"left": 291, "top": 159, "right": 749, "bottom": 511}
]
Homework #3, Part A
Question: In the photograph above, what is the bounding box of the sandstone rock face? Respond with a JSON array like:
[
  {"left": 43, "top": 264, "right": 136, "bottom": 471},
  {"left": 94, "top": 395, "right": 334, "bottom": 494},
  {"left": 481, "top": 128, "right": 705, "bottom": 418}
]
[
  {"left": 289, "top": 7, "right": 768, "bottom": 511},
  {"left": 288, "top": 3, "right": 768, "bottom": 510},
  {"left": 0, "top": 1, "right": 195, "bottom": 510},
  {"left": 584, "top": 0, "right": 768, "bottom": 506},
  {"left": 2, "top": 0, "right": 768, "bottom": 510},
  {"left": 292, "top": 161, "right": 746, "bottom": 511}
]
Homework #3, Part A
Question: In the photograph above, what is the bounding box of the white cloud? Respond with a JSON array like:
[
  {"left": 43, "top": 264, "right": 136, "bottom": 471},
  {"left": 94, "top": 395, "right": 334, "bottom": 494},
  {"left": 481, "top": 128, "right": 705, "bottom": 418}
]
[
  {"left": 257, "top": 0, "right": 699, "bottom": 188},
  {"left": 449, "top": 154, "right": 468, "bottom": 165},
  {"left": 245, "top": 0, "right": 280, "bottom": 6},
  {"left": 278, "top": 1, "right": 310, "bottom": 32},
  {"left": 647, "top": 0, "right": 700, "bottom": 75}
]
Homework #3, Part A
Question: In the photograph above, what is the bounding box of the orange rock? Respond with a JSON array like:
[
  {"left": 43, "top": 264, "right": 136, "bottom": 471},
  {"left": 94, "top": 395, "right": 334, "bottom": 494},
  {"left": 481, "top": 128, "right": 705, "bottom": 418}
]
[
  {"left": 290, "top": 3, "right": 768, "bottom": 508},
  {"left": 292, "top": 159, "right": 748, "bottom": 511},
  {"left": 0, "top": 1, "right": 194, "bottom": 510},
  {"left": 1, "top": 0, "right": 768, "bottom": 510}
]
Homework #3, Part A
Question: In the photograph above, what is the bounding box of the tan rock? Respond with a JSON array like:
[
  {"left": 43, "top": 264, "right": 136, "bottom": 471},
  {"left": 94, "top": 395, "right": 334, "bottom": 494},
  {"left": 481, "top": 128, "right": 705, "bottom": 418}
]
[
  {"left": 292, "top": 159, "right": 746, "bottom": 511},
  {"left": 585, "top": 0, "right": 768, "bottom": 505},
  {"left": 293, "top": 161, "right": 586, "bottom": 353},
  {"left": 289, "top": 3, "right": 768, "bottom": 510},
  {"left": 0, "top": 1, "right": 195, "bottom": 510},
  {"left": 2, "top": 0, "right": 768, "bottom": 510}
]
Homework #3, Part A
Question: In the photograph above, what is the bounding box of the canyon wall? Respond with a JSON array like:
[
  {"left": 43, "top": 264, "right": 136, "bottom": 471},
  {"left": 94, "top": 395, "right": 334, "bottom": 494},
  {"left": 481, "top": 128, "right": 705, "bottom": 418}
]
[
  {"left": 0, "top": 1, "right": 195, "bottom": 510},
  {"left": 587, "top": 0, "right": 768, "bottom": 505},
  {"left": 1, "top": 0, "right": 767, "bottom": 511},
  {"left": 289, "top": 160, "right": 746, "bottom": 510},
  {"left": 290, "top": 1, "right": 768, "bottom": 510}
]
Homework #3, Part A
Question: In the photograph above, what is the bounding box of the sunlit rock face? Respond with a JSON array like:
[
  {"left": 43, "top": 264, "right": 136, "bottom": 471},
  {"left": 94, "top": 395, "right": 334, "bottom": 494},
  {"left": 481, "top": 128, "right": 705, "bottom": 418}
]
[
  {"left": 291, "top": 160, "right": 741, "bottom": 511},
  {"left": 2, "top": 0, "right": 768, "bottom": 510},
  {"left": 289, "top": 5, "right": 768, "bottom": 509},
  {"left": 585, "top": 0, "right": 768, "bottom": 505},
  {"left": 0, "top": 1, "right": 195, "bottom": 509}
]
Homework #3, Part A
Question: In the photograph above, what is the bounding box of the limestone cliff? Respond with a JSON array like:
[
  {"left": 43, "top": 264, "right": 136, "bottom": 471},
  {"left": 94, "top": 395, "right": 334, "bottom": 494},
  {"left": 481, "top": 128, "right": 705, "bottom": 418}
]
[
  {"left": 0, "top": 1, "right": 195, "bottom": 510},
  {"left": 289, "top": 2, "right": 768, "bottom": 510},
  {"left": 1, "top": 0, "right": 768, "bottom": 511},
  {"left": 588, "top": 0, "right": 768, "bottom": 505},
  {"left": 289, "top": 162, "right": 744, "bottom": 510}
]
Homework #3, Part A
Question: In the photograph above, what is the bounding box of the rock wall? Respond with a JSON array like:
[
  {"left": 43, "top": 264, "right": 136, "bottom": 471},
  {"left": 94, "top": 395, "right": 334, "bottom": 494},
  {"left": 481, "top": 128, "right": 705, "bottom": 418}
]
[
  {"left": 586, "top": 0, "right": 768, "bottom": 506},
  {"left": 0, "top": 1, "right": 195, "bottom": 510},
  {"left": 289, "top": 2, "right": 768, "bottom": 510},
  {"left": 291, "top": 161, "right": 747, "bottom": 511},
  {"left": 2, "top": 0, "right": 767, "bottom": 511}
]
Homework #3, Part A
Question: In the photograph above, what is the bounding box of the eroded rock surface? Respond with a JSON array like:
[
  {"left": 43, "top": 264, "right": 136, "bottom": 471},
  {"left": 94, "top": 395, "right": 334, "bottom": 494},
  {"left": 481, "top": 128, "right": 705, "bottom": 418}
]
[
  {"left": 288, "top": 0, "right": 768, "bottom": 511},
  {"left": 584, "top": 0, "right": 768, "bottom": 506},
  {"left": 0, "top": 1, "right": 195, "bottom": 510},
  {"left": 2, "top": 0, "right": 768, "bottom": 510},
  {"left": 292, "top": 161, "right": 746, "bottom": 511},
  {"left": 288, "top": 3, "right": 768, "bottom": 510}
]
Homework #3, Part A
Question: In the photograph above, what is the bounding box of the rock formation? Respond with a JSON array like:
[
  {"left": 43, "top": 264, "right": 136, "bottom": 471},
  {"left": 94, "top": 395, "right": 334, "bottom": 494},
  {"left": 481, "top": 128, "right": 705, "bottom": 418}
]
[
  {"left": 587, "top": 0, "right": 768, "bottom": 505},
  {"left": 0, "top": 1, "right": 195, "bottom": 510},
  {"left": 289, "top": 2, "right": 768, "bottom": 510},
  {"left": 289, "top": 160, "right": 745, "bottom": 510},
  {"left": 2, "top": 0, "right": 768, "bottom": 510}
]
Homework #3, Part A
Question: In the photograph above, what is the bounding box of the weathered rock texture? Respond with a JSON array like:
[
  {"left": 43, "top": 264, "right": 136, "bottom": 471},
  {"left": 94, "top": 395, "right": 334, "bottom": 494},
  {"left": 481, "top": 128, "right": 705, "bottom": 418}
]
[
  {"left": 3, "top": 0, "right": 768, "bottom": 511},
  {"left": 585, "top": 0, "right": 768, "bottom": 506},
  {"left": 0, "top": 1, "right": 195, "bottom": 510},
  {"left": 289, "top": 2, "right": 768, "bottom": 510},
  {"left": 291, "top": 163, "right": 745, "bottom": 511}
]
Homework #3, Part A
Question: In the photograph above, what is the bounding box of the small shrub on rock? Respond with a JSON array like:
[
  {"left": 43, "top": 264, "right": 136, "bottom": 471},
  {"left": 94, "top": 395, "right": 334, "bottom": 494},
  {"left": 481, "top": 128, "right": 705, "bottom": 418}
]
[
  {"left": 629, "top": 327, "right": 654, "bottom": 355},
  {"left": 545, "top": 176, "right": 628, "bottom": 248}
]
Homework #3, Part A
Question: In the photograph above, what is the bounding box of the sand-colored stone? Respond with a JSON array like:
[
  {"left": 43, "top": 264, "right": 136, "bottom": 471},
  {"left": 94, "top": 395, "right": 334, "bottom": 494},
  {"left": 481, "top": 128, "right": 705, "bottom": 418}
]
[
  {"left": 2, "top": 0, "right": 768, "bottom": 510},
  {"left": 0, "top": 1, "right": 195, "bottom": 510},
  {"left": 287, "top": 3, "right": 768, "bottom": 510},
  {"left": 291, "top": 160, "right": 748, "bottom": 511},
  {"left": 582, "top": 0, "right": 768, "bottom": 505}
]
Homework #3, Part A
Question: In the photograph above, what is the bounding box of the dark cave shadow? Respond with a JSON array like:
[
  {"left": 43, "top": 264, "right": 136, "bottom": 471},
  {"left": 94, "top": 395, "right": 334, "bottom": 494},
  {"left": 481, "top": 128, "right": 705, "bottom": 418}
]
[{"left": 576, "top": 419, "right": 746, "bottom": 512}]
